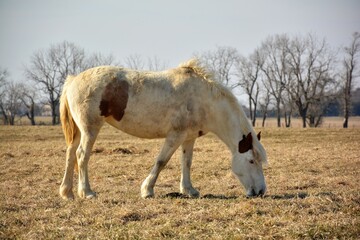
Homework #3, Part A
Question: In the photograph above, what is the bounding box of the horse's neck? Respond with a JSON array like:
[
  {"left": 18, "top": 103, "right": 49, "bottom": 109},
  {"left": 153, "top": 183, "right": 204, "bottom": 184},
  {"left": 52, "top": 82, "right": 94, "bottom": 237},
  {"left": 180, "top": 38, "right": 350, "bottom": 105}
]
[{"left": 209, "top": 100, "right": 251, "bottom": 155}]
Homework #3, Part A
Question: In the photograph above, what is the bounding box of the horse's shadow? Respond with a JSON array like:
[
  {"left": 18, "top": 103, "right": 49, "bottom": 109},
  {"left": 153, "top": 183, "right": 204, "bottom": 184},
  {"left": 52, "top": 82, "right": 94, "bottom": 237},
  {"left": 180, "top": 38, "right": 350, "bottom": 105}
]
[
  {"left": 161, "top": 192, "right": 238, "bottom": 200},
  {"left": 266, "top": 192, "right": 309, "bottom": 199},
  {"left": 161, "top": 192, "right": 310, "bottom": 200}
]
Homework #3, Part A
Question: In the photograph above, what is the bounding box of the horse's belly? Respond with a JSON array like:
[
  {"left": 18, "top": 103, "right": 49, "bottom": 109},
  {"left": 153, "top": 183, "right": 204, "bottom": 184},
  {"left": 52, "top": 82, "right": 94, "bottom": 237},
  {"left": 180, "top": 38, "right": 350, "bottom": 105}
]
[
  {"left": 120, "top": 119, "right": 170, "bottom": 139},
  {"left": 105, "top": 108, "right": 172, "bottom": 139}
]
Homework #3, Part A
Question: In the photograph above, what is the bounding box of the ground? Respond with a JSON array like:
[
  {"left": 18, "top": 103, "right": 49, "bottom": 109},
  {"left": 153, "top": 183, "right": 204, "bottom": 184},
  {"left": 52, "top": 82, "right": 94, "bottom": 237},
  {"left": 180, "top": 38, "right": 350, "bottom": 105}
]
[{"left": 0, "top": 120, "right": 359, "bottom": 239}]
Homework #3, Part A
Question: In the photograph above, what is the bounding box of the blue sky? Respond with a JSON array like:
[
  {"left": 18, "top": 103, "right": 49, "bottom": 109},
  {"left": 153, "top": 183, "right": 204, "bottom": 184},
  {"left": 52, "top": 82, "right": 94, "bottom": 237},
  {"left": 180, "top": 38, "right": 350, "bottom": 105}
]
[{"left": 1, "top": 0, "right": 359, "bottom": 84}]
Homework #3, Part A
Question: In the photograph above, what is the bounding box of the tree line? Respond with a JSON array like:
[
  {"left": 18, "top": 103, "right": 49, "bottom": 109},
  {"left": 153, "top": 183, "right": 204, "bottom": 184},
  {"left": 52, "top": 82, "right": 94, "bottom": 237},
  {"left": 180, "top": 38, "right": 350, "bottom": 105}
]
[
  {"left": 196, "top": 32, "right": 360, "bottom": 128},
  {"left": 0, "top": 32, "right": 359, "bottom": 127}
]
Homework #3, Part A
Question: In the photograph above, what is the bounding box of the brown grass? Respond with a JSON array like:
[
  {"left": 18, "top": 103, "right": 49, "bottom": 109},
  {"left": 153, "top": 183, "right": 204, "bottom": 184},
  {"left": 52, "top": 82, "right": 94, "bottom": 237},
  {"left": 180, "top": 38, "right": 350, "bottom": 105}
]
[{"left": 0, "top": 124, "right": 359, "bottom": 239}]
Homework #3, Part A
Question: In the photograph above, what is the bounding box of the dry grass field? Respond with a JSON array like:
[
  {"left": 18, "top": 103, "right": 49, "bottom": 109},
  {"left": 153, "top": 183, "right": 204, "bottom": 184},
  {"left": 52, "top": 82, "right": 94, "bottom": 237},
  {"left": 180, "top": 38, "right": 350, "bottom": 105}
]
[{"left": 0, "top": 123, "right": 359, "bottom": 239}]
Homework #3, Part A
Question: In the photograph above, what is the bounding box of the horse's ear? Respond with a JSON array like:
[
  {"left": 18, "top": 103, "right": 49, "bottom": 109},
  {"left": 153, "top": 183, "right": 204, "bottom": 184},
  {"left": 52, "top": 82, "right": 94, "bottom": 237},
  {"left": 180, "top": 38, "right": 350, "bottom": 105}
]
[
  {"left": 257, "top": 131, "right": 261, "bottom": 141},
  {"left": 239, "top": 133, "right": 253, "bottom": 153}
]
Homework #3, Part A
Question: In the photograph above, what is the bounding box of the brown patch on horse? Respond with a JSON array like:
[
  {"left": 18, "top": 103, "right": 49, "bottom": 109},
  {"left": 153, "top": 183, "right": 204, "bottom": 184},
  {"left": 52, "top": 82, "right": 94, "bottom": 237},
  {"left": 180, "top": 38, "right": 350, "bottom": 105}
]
[
  {"left": 238, "top": 133, "right": 253, "bottom": 153},
  {"left": 99, "top": 78, "right": 129, "bottom": 121}
]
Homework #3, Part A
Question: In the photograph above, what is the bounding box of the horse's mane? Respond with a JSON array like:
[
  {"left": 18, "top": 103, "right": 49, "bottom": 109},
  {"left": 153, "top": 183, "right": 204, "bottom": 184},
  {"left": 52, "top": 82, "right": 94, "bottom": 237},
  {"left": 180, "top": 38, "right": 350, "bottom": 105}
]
[
  {"left": 178, "top": 58, "right": 213, "bottom": 82},
  {"left": 178, "top": 59, "right": 238, "bottom": 103}
]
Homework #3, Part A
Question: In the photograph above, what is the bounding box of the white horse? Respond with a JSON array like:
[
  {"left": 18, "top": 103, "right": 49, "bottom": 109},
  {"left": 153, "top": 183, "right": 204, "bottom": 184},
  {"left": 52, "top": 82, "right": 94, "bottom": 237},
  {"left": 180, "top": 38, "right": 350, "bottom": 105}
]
[{"left": 59, "top": 59, "right": 267, "bottom": 200}]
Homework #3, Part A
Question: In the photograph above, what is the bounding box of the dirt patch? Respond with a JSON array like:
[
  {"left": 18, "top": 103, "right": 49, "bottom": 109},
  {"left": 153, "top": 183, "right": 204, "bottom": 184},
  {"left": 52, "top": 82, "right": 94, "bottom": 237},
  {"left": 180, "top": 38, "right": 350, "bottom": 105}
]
[
  {"left": 1, "top": 152, "right": 15, "bottom": 159},
  {"left": 91, "top": 146, "right": 150, "bottom": 155},
  {"left": 111, "top": 146, "right": 149, "bottom": 155}
]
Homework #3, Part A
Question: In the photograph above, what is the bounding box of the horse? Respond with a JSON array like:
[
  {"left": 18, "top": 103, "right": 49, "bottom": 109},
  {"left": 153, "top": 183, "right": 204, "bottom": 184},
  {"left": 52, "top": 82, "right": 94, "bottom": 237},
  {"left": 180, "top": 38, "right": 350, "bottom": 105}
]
[{"left": 59, "top": 59, "right": 267, "bottom": 200}]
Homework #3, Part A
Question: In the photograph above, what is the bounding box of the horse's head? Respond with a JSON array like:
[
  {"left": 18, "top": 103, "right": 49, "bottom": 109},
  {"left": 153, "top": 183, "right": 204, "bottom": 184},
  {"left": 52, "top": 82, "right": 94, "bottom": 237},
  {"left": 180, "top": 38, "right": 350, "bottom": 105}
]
[{"left": 232, "top": 132, "right": 267, "bottom": 197}]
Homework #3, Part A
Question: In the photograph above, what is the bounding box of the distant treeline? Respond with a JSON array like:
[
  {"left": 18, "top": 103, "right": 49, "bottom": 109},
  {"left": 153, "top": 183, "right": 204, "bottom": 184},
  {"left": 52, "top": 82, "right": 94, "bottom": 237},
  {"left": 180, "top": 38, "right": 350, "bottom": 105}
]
[{"left": 247, "top": 88, "right": 360, "bottom": 118}]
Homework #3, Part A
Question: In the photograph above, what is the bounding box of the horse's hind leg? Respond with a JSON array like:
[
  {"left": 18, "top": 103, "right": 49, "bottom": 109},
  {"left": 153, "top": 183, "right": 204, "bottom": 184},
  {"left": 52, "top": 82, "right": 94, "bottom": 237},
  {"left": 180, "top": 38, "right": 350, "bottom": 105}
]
[
  {"left": 59, "top": 132, "right": 80, "bottom": 200},
  {"left": 180, "top": 139, "right": 200, "bottom": 198},
  {"left": 76, "top": 125, "right": 102, "bottom": 199},
  {"left": 141, "top": 131, "right": 187, "bottom": 198}
]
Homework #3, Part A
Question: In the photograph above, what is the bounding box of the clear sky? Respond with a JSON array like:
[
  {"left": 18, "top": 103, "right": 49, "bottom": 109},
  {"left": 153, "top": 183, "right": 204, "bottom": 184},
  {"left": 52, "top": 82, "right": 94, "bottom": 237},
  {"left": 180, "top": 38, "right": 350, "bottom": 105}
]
[{"left": 1, "top": 0, "right": 359, "bottom": 83}]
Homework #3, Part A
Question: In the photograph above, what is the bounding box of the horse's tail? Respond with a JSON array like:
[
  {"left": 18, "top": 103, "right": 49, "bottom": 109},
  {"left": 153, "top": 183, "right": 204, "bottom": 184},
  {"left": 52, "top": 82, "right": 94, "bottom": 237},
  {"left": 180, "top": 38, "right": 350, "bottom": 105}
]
[{"left": 60, "top": 75, "right": 79, "bottom": 147}]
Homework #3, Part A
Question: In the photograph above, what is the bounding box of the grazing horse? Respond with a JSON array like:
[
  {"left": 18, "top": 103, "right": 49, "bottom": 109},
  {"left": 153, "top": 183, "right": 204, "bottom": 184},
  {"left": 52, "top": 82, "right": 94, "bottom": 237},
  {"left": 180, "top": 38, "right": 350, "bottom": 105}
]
[{"left": 59, "top": 59, "right": 267, "bottom": 200}]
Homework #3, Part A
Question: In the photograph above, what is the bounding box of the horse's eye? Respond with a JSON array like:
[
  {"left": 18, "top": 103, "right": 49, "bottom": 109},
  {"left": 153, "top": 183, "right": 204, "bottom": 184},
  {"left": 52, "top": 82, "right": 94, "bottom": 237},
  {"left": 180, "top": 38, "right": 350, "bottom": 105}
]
[{"left": 249, "top": 160, "right": 254, "bottom": 164}]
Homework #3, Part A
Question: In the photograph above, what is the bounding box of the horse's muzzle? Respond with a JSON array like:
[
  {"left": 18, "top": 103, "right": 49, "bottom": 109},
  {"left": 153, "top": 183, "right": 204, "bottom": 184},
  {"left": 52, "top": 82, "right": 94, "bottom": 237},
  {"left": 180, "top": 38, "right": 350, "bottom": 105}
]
[{"left": 247, "top": 187, "right": 266, "bottom": 198}]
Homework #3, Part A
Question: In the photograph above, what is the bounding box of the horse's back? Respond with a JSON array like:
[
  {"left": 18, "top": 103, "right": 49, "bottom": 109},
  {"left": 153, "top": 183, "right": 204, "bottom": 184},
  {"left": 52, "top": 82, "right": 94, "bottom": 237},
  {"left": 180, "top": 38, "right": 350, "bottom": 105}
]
[{"left": 66, "top": 66, "right": 211, "bottom": 139}]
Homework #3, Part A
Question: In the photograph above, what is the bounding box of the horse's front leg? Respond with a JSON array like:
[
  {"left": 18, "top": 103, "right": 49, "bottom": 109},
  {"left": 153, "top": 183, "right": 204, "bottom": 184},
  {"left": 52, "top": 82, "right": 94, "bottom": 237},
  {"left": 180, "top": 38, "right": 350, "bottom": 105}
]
[
  {"left": 180, "top": 139, "right": 200, "bottom": 198},
  {"left": 141, "top": 131, "right": 186, "bottom": 198}
]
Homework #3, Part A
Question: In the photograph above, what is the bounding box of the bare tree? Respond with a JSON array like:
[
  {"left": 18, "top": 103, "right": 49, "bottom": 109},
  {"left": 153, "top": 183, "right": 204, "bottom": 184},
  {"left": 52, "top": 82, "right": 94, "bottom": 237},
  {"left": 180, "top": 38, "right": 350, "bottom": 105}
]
[
  {"left": 86, "top": 52, "right": 118, "bottom": 68},
  {"left": 281, "top": 89, "right": 294, "bottom": 127},
  {"left": 260, "top": 34, "right": 290, "bottom": 127},
  {"left": 195, "top": 46, "right": 239, "bottom": 87},
  {"left": 286, "top": 34, "right": 336, "bottom": 128},
  {"left": 25, "top": 41, "right": 87, "bottom": 125},
  {"left": 306, "top": 89, "right": 337, "bottom": 127},
  {"left": 124, "top": 54, "right": 146, "bottom": 70},
  {"left": 0, "top": 82, "right": 23, "bottom": 125},
  {"left": 19, "top": 83, "right": 37, "bottom": 125},
  {"left": 0, "top": 68, "right": 9, "bottom": 124},
  {"left": 147, "top": 56, "right": 168, "bottom": 71},
  {"left": 0, "top": 68, "right": 7, "bottom": 84},
  {"left": 51, "top": 41, "right": 87, "bottom": 82},
  {"left": 0, "top": 69, "right": 24, "bottom": 125},
  {"left": 123, "top": 54, "right": 168, "bottom": 71},
  {"left": 259, "top": 89, "right": 272, "bottom": 127},
  {"left": 235, "top": 49, "right": 264, "bottom": 126},
  {"left": 342, "top": 32, "right": 360, "bottom": 128}
]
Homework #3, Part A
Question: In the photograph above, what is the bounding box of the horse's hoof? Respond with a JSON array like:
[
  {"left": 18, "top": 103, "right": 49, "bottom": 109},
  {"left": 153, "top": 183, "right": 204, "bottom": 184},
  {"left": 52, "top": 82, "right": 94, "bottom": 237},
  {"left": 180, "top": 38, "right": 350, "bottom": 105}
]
[
  {"left": 141, "top": 188, "right": 155, "bottom": 199},
  {"left": 141, "top": 192, "right": 155, "bottom": 199},
  {"left": 78, "top": 190, "right": 96, "bottom": 199},
  {"left": 189, "top": 190, "right": 200, "bottom": 198},
  {"left": 61, "top": 193, "right": 74, "bottom": 200},
  {"left": 60, "top": 187, "right": 75, "bottom": 200},
  {"left": 141, "top": 182, "right": 155, "bottom": 199},
  {"left": 86, "top": 192, "right": 97, "bottom": 199},
  {"left": 142, "top": 194, "right": 154, "bottom": 199},
  {"left": 181, "top": 187, "right": 200, "bottom": 198}
]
